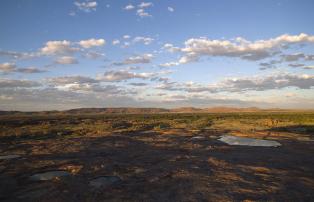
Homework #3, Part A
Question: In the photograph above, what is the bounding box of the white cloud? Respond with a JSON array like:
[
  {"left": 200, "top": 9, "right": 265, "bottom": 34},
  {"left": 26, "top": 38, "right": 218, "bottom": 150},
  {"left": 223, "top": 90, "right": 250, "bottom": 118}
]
[
  {"left": 159, "top": 62, "right": 179, "bottom": 67},
  {"left": 157, "top": 73, "right": 314, "bottom": 93},
  {"left": 48, "top": 76, "right": 99, "bottom": 85},
  {"left": 133, "top": 36, "right": 154, "bottom": 45},
  {"left": 83, "top": 51, "right": 105, "bottom": 59},
  {"left": 177, "top": 33, "right": 314, "bottom": 64},
  {"left": 112, "top": 39, "right": 120, "bottom": 45},
  {"left": 0, "top": 63, "right": 16, "bottom": 73},
  {"left": 0, "top": 63, "right": 45, "bottom": 74},
  {"left": 6, "top": 39, "right": 106, "bottom": 58},
  {"left": 124, "top": 4, "right": 135, "bottom": 10},
  {"left": 221, "top": 74, "right": 314, "bottom": 92},
  {"left": 55, "top": 56, "right": 78, "bottom": 65},
  {"left": 136, "top": 9, "right": 152, "bottom": 17},
  {"left": 162, "top": 43, "right": 180, "bottom": 53},
  {"left": 79, "top": 38, "right": 105, "bottom": 48},
  {"left": 113, "top": 54, "right": 153, "bottom": 65},
  {"left": 40, "top": 40, "right": 78, "bottom": 55},
  {"left": 138, "top": 2, "right": 153, "bottom": 8},
  {"left": 123, "top": 35, "right": 131, "bottom": 39},
  {"left": 100, "top": 70, "right": 157, "bottom": 82},
  {"left": 0, "top": 50, "right": 38, "bottom": 60},
  {"left": 74, "top": 1, "right": 97, "bottom": 12},
  {"left": 124, "top": 2, "right": 153, "bottom": 18},
  {"left": 168, "top": 7, "right": 174, "bottom": 12}
]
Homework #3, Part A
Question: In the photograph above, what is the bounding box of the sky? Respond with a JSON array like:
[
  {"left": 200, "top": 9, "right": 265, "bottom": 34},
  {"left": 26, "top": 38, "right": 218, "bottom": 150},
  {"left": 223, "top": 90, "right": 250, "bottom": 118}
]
[{"left": 0, "top": 0, "right": 314, "bottom": 111}]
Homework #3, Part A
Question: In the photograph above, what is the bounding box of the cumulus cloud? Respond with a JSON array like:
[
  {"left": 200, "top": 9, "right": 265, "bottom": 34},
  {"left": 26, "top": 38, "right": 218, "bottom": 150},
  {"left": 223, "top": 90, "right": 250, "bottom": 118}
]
[
  {"left": 40, "top": 40, "right": 79, "bottom": 55},
  {"left": 124, "top": 2, "right": 152, "bottom": 17},
  {"left": 47, "top": 76, "right": 99, "bottom": 85},
  {"left": 157, "top": 74, "right": 314, "bottom": 93},
  {"left": 74, "top": 1, "right": 97, "bottom": 12},
  {"left": 168, "top": 7, "right": 174, "bottom": 12},
  {"left": 83, "top": 51, "right": 105, "bottom": 59},
  {"left": 79, "top": 38, "right": 105, "bottom": 48},
  {"left": 55, "top": 56, "right": 78, "bottom": 65},
  {"left": 133, "top": 36, "right": 154, "bottom": 45},
  {"left": 138, "top": 2, "right": 153, "bottom": 8},
  {"left": 124, "top": 4, "right": 135, "bottom": 10},
  {"left": 136, "top": 9, "right": 152, "bottom": 17},
  {"left": 41, "top": 39, "right": 104, "bottom": 56},
  {"left": 0, "top": 79, "right": 41, "bottom": 88},
  {"left": 2, "top": 38, "right": 106, "bottom": 61},
  {"left": 47, "top": 76, "right": 125, "bottom": 94},
  {"left": 0, "top": 63, "right": 16, "bottom": 73},
  {"left": 222, "top": 74, "right": 314, "bottom": 92},
  {"left": 175, "top": 33, "right": 314, "bottom": 64},
  {"left": 123, "top": 35, "right": 131, "bottom": 39},
  {"left": 112, "top": 39, "right": 120, "bottom": 45},
  {"left": 0, "top": 50, "right": 38, "bottom": 60},
  {"left": 113, "top": 54, "right": 153, "bottom": 65},
  {"left": 136, "top": 2, "right": 153, "bottom": 17},
  {"left": 2, "top": 85, "right": 277, "bottom": 111},
  {"left": 159, "top": 62, "right": 179, "bottom": 67},
  {"left": 100, "top": 70, "right": 158, "bottom": 82},
  {"left": 0, "top": 86, "right": 139, "bottom": 111},
  {"left": 0, "top": 63, "right": 46, "bottom": 74},
  {"left": 68, "top": 84, "right": 127, "bottom": 94},
  {"left": 162, "top": 43, "right": 180, "bottom": 53},
  {"left": 113, "top": 36, "right": 154, "bottom": 47},
  {"left": 46, "top": 75, "right": 138, "bottom": 96}
]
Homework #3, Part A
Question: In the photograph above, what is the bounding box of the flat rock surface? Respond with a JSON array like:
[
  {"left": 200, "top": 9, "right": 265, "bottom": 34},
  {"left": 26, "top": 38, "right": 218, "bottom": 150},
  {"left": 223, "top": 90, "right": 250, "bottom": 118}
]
[
  {"left": 218, "top": 135, "right": 281, "bottom": 147},
  {"left": 89, "top": 176, "right": 122, "bottom": 188},
  {"left": 0, "top": 113, "right": 313, "bottom": 201},
  {"left": 191, "top": 136, "right": 205, "bottom": 140},
  {"left": 30, "top": 171, "right": 70, "bottom": 181},
  {"left": 0, "top": 155, "right": 20, "bottom": 160}
]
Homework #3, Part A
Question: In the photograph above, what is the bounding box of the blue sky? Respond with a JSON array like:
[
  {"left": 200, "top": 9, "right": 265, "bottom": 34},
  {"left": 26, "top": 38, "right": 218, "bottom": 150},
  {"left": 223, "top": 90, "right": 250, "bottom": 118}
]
[{"left": 0, "top": 0, "right": 314, "bottom": 110}]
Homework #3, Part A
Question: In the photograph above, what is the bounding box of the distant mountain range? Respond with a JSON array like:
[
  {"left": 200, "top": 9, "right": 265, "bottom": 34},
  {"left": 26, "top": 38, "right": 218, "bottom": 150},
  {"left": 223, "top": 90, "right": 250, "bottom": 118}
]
[{"left": 0, "top": 107, "right": 312, "bottom": 115}]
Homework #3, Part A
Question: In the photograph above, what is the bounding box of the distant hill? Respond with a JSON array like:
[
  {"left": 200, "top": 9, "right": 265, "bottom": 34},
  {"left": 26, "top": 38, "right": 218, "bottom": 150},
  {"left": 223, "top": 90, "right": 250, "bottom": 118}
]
[
  {"left": 170, "top": 107, "right": 203, "bottom": 113},
  {"left": 65, "top": 108, "right": 169, "bottom": 114},
  {"left": 0, "top": 107, "right": 312, "bottom": 115}
]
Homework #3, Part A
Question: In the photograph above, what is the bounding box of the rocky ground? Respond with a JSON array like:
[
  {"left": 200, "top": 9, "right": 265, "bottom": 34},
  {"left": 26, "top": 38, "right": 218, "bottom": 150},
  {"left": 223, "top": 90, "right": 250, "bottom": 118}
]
[{"left": 0, "top": 113, "right": 314, "bottom": 201}]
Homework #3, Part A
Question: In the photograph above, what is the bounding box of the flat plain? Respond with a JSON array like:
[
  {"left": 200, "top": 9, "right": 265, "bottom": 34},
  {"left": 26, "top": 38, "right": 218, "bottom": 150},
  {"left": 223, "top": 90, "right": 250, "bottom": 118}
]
[{"left": 0, "top": 109, "right": 314, "bottom": 201}]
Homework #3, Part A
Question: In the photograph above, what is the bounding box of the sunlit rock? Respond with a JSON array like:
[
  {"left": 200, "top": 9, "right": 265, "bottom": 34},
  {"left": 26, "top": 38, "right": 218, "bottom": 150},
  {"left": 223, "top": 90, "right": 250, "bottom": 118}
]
[
  {"left": 218, "top": 135, "right": 281, "bottom": 147},
  {"left": 191, "top": 136, "right": 205, "bottom": 140}
]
